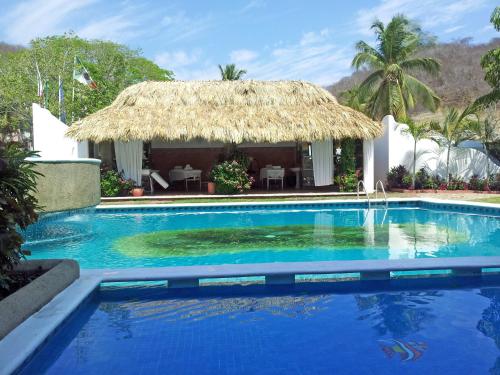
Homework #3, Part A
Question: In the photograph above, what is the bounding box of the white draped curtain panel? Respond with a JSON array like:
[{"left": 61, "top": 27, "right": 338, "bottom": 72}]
[
  {"left": 311, "top": 140, "right": 334, "bottom": 186},
  {"left": 114, "top": 140, "right": 143, "bottom": 185}
]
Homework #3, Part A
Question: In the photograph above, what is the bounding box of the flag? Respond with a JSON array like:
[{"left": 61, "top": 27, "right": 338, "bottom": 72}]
[
  {"left": 35, "top": 61, "right": 43, "bottom": 97},
  {"left": 73, "top": 56, "right": 97, "bottom": 89},
  {"left": 58, "top": 75, "right": 66, "bottom": 123}
]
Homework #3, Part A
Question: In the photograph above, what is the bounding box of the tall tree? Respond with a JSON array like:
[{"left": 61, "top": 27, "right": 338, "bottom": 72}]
[
  {"left": 474, "top": 6, "right": 500, "bottom": 109},
  {"left": 468, "top": 105, "right": 499, "bottom": 181},
  {"left": 338, "top": 85, "right": 367, "bottom": 113},
  {"left": 0, "top": 34, "right": 174, "bottom": 141},
  {"left": 399, "top": 117, "right": 433, "bottom": 189},
  {"left": 429, "top": 106, "right": 478, "bottom": 182},
  {"left": 352, "top": 15, "right": 441, "bottom": 121},
  {"left": 218, "top": 64, "right": 247, "bottom": 80}
]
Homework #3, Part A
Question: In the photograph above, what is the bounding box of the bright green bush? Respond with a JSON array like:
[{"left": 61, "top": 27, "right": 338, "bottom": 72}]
[
  {"left": 100, "top": 168, "right": 134, "bottom": 197},
  {"left": 334, "top": 172, "right": 358, "bottom": 192},
  {"left": 209, "top": 161, "right": 253, "bottom": 194},
  {"left": 0, "top": 144, "right": 41, "bottom": 290}
]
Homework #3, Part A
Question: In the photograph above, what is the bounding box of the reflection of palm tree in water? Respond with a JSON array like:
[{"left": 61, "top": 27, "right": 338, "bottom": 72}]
[
  {"left": 477, "top": 288, "right": 500, "bottom": 374},
  {"left": 355, "top": 291, "right": 441, "bottom": 337}
]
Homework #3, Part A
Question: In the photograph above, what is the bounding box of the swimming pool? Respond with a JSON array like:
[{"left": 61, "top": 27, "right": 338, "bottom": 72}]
[
  {"left": 22, "top": 200, "right": 500, "bottom": 269},
  {"left": 17, "top": 277, "right": 500, "bottom": 375}
]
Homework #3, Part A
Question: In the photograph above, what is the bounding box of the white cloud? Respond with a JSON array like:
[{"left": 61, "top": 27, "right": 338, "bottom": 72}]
[
  {"left": 300, "top": 28, "right": 330, "bottom": 46},
  {"left": 1, "top": 0, "right": 97, "bottom": 44},
  {"left": 154, "top": 50, "right": 202, "bottom": 69},
  {"left": 240, "top": 0, "right": 266, "bottom": 14},
  {"left": 161, "top": 11, "right": 212, "bottom": 44},
  {"left": 356, "top": 0, "right": 488, "bottom": 36},
  {"left": 444, "top": 25, "right": 464, "bottom": 34},
  {"left": 78, "top": 14, "right": 137, "bottom": 41},
  {"left": 230, "top": 49, "right": 258, "bottom": 64},
  {"left": 243, "top": 29, "right": 352, "bottom": 85}
]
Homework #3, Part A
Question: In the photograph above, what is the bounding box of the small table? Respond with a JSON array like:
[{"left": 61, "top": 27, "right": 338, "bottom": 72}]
[
  {"left": 260, "top": 167, "right": 285, "bottom": 190},
  {"left": 290, "top": 167, "right": 301, "bottom": 189},
  {"left": 169, "top": 169, "right": 202, "bottom": 191}
]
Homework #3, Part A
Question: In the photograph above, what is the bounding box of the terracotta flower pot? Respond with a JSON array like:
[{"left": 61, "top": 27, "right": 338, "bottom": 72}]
[
  {"left": 207, "top": 182, "right": 216, "bottom": 194},
  {"left": 132, "top": 187, "right": 144, "bottom": 197}
]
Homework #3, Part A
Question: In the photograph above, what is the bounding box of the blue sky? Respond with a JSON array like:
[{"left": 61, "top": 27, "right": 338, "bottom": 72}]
[{"left": 0, "top": 0, "right": 497, "bottom": 85}]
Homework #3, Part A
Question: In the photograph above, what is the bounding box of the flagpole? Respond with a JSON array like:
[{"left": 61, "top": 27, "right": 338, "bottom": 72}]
[
  {"left": 71, "top": 55, "right": 76, "bottom": 125},
  {"left": 58, "top": 75, "right": 61, "bottom": 120}
]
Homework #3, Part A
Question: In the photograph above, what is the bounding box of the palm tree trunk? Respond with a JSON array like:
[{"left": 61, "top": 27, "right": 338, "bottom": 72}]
[
  {"left": 412, "top": 140, "right": 417, "bottom": 189},
  {"left": 485, "top": 146, "right": 490, "bottom": 183},
  {"left": 446, "top": 145, "right": 451, "bottom": 183}
]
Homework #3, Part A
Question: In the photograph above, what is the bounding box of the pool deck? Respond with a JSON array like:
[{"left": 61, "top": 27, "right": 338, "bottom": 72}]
[{"left": 3, "top": 197, "right": 500, "bottom": 374}]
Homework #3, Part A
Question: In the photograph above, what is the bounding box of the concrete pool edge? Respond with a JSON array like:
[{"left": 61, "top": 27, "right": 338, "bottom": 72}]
[
  {"left": 0, "top": 275, "right": 101, "bottom": 375},
  {"left": 95, "top": 197, "right": 500, "bottom": 213}
]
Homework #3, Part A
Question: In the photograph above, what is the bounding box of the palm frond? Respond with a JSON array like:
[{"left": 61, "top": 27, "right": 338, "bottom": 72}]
[
  {"left": 404, "top": 75, "right": 440, "bottom": 112},
  {"left": 400, "top": 57, "right": 440, "bottom": 76}
]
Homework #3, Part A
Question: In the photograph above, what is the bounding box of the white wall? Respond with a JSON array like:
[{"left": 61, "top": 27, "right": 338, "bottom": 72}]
[
  {"left": 32, "top": 103, "right": 88, "bottom": 158},
  {"left": 374, "top": 115, "right": 499, "bottom": 182}
]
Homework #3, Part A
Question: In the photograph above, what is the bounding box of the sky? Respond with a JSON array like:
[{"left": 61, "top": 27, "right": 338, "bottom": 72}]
[{"left": 0, "top": 0, "right": 498, "bottom": 86}]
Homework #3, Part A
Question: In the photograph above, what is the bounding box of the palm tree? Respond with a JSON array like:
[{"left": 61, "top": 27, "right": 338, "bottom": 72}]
[
  {"left": 429, "top": 106, "right": 478, "bottom": 182},
  {"left": 474, "top": 7, "right": 500, "bottom": 109},
  {"left": 468, "top": 105, "right": 499, "bottom": 181},
  {"left": 339, "top": 85, "right": 367, "bottom": 113},
  {"left": 399, "top": 117, "right": 433, "bottom": 189},
  {"left": 218, "top": 64, "right": 247, "bottom": 80},
  {"left": 352, "top": 15, "right": 441, "bottom": 121}
]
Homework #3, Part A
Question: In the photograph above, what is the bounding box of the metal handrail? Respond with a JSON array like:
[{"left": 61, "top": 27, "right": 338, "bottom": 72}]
[
  {"left": 357, "top": 180, "right": 370, "bottom": 207},
  {"left": 375, "top": 180, "right": 388, "bottom": 207}
]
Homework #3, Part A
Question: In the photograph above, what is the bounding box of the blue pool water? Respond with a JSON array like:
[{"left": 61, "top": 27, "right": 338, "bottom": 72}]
[
  {"left": 18, "top": 279, "right": 500, "bottom": 375},
  {"left": 22, "top": 202, "right": 500, "bottom": 269}
]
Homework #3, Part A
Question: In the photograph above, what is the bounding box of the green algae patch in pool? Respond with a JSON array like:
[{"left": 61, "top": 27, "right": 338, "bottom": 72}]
[{"left": 113, "top": 224, "right": 468, "bottom": 258}]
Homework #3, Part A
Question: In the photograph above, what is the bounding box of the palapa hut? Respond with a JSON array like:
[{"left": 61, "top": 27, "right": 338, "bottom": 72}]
[{"left": 66, "top": 80, "right": 382, "bottom": 192}]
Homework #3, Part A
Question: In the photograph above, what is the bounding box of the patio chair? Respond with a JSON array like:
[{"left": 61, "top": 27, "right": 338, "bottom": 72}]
[{"left": 266, "top": 168, "right": 284, "bottom": 190}]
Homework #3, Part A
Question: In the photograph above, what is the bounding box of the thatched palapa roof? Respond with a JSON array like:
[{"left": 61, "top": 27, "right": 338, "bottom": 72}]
[{"left": 66, "top": 80, "right": 382, "bottom": 143}]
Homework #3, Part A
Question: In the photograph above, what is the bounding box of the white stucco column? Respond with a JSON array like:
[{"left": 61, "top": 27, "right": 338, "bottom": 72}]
[{"left": 363, "top": 139, "right": 375, "bottom": 193}]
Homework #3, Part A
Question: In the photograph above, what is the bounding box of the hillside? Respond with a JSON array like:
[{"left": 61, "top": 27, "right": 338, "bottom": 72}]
[{"left": 329, "top": 38, "right": 500, "bottom": 111}]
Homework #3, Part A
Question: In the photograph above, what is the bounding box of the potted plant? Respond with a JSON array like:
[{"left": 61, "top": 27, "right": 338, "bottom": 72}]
[
  {"left": 131, "top": 186, "right": 144, "bottom": 197},
  {"left": 209, "top": 161, "right": 253, "bottom": 194},
  {"left": 207, "top": 180, "right": 216, "bottom": 194}
]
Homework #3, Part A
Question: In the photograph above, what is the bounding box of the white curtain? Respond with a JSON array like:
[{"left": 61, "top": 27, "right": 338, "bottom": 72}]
[
  {"left": 311, "top": 140, "right": 333, "bottom": 186},
  {"left": 114, "top": 141, "right": 143, "bottom": 185}
]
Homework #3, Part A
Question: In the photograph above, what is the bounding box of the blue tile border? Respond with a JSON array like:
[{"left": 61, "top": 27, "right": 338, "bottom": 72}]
[{"left": 93, "top": 198, "right": 500, "bottom": 216}]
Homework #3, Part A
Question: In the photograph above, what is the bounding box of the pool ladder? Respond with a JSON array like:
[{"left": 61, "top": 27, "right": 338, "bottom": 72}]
[
  {"left": 375, "top": 180, "right": 388, "bottom": 207},
  {"left": 356, "top": 180, "right": 370, "bottom": 208},
  {"left": 357, "top": 180, "right": 388, "bottom": 208}
]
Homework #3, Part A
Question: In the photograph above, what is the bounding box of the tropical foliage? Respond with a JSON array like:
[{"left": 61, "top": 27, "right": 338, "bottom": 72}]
[
  {"left": 429, "top": 106, "right": 479, "bottom": 182},
  {"left": 218, "top": 64, "right": 247, "bottom": 80},
  {"left": 468, "top": 105, "right": 500, "bottom": 181},
  {"left": 209, "top": 161, "right": 253, "bottom": 194},
  {"left": 0, "top": 34, "right": 173, "bottom": 141},
  {"left": 100, "top": 165, "right": 134, "bottom": 197},
  {"left": 474, "top": 6, "right": 500, "bottom": 108},
  {"left": 0, "top": 144, "right": 40, "bottom": 290},
  {"left": 351, "top": 15, "right": 441, "bottom": 120},
  {"left": 399, "top": 117, "right": 433, "bottom": 188}
]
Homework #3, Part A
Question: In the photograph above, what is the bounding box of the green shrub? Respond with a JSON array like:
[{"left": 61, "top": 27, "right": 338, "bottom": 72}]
[
  {"left": 209, "top": 161, "right": 253, "bottom": 194},
  {"left": 334, "top": 171, "right": 358, "bottom": 192},
  {"left": 387, "top": 165, "right": 411, "bottom": 188},
  {"left": 489, "top": 174, "right": 500, "bottom": 191},
  {"left": 100, "top": 167, "right": 134, "bottom": 197},
  {"left": 447, "top": 176, "right": 466, "bottom": 190},
  {"left": 468, "top": 175, "right": 485, "bottom": 191},
  {"left": 0, "top": 144, "right": 41, "bottom": 290},
  {"left": 338, "top": 139, "right": 356, "bottom": 175}
]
